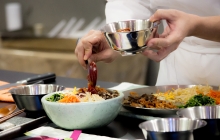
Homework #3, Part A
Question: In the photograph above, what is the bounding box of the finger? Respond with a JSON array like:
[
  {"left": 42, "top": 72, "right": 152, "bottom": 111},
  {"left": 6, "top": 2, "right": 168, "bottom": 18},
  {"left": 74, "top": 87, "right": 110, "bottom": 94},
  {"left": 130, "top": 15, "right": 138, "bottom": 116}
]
[
  {"left": 89, "top": 49, "right": 118, "bottom": 63},
  {"left": 142, "top": 47, "right": 169, "bottom": 62},
  {"left": 75, "top": 33, "right": 99, "bottom": 68},
  {"left": 159, "top": 33, "right": 168, "bottom": 38},
  {"left": 147, "top": 31, "right": 180, "bottom": 49},
  {"left": 159, "top": 27, "right": 170, "bottom": 38},
  {"left": 83, "top": 31, "right": 104, "bottom": 60},
  {"left": 75, "top": 38, "right": 87, "bottom": 69},
  {"left": 147, "top": 38, "right": 170, "bottom": 49},
  {"left": 85, "top": 29, "right": 97, "bottom": 36},
  {"left": 80, "top": 36, "right": 93, "bottom": 61},
  {"left": 144, "top": 37, "right": 180, "bottom": 62},
  {"left": 141, "top": 49, "right": 162, "bottom": 62},
  {"left": 75, "top": 41, "right": 87, "bottom": 69},
  {"left": 150, "top": 9, "right": 177, "bottom": 22}
]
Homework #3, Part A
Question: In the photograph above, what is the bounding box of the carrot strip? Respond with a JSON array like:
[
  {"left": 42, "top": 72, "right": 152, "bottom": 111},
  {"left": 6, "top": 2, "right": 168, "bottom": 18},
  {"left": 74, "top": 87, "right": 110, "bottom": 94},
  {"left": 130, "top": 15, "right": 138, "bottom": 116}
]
[
  {"left": 207, "top": 90, "right": 220, "bottom": 104},
  {"left": 59, "top": 94, "right": 80, "bottom": 103}
]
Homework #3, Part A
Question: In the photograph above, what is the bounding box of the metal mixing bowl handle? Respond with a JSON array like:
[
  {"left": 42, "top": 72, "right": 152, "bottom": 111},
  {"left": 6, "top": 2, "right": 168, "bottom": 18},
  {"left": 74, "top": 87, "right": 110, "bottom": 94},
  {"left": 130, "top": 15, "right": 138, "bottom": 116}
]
[{"left": 152, "top": 20, "right": 161, "bottom": 28}]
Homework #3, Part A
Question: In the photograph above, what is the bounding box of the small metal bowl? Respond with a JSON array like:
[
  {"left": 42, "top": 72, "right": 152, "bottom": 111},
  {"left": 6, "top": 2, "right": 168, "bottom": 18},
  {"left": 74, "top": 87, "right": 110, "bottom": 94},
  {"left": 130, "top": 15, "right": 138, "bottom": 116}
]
[
  {"left": 9, "top": 84, "right": 65, "bottom": 112},
  {"left": 177, "top": 105, "right": 220, "bottom": 140},
  {"left": 103, "top": 19, "right": 160, "bottom": 56},
  {"left": 139, "top": 118, "right": 206, "bottom": 140}
]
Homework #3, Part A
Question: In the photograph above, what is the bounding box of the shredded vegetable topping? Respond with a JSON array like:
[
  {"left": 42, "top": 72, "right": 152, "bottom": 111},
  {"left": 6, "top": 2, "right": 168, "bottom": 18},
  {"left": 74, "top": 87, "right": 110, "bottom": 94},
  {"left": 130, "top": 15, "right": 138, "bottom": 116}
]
[
  {"left": 79, "top": 92, "right": 104, "bottom": 102},
  {"left": 207, "top": 90, "right": 220, "bottom": 104},
  {"left": 153, "top": 85, "right": 213, "bottom": 106},
  {"left": 46, "top": 93, "right": 64, "bottom": 102},
  {"left": 179, "top": 94, "right": 216, "bottom": 108},
  {"left": 46, "top": 86, "right": 119, "bottom": 103},
  {"left": 123, "top": 85, "right": 220, "bottom": 109},
  {"left": 59, "top": 94, "right": 80, "bottom": 103}
]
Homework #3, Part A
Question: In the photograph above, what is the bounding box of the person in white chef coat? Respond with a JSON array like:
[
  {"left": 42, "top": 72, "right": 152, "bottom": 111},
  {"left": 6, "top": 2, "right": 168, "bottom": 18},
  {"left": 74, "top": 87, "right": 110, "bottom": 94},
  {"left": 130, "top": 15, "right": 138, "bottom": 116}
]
[{"left": 75, "top": 0, "right": 220, "bottom": 86}]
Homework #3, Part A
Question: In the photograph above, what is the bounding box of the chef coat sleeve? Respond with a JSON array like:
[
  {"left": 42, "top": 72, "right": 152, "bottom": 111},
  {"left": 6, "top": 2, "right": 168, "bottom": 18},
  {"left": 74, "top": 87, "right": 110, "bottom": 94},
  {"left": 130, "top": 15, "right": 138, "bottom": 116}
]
[{"left": 105, "top": 0, "right": 155, "bottom": 23}]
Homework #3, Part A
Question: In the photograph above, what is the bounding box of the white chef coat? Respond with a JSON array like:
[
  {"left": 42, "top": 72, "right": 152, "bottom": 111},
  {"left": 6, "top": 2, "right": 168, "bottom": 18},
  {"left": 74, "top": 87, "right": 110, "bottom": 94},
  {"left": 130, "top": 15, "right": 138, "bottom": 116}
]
[{"left": 105, "top": 0, "right": 220, "bottom": 86}]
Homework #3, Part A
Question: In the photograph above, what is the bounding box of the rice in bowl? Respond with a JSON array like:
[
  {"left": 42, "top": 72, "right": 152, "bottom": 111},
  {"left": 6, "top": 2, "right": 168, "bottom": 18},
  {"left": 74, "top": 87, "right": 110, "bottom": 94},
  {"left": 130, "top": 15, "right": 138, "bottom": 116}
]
[{"left": 46, "top": 86, "right": 120, "bottom": 103}]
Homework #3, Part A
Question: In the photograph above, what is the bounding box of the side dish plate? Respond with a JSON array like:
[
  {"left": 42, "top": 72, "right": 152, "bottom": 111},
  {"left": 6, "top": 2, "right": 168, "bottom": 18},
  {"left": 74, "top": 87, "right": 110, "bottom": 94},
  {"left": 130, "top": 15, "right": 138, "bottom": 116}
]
[{"left": 122, "top": 85, "right": 219, "bottom": 117}]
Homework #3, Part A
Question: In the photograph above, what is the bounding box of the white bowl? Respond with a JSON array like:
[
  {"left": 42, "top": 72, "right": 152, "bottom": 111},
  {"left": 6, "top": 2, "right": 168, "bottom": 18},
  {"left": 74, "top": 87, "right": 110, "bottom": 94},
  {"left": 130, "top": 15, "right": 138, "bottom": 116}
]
[{"left": 41, "top": 90, "right": 124, "bottom": 130}]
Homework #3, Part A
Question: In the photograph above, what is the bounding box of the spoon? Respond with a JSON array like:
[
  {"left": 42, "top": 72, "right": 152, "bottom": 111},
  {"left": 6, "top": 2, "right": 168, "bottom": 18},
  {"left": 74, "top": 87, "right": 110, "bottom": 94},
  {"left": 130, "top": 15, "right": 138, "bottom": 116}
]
[{"left": 0, "top": 104, "right": 17, "bottom": 118}]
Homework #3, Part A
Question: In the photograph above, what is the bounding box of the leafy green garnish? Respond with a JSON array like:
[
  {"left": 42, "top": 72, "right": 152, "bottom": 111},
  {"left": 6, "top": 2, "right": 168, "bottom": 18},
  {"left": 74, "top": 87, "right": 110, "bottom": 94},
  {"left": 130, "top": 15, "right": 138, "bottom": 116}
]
[
  {"left": 178, "top": 94, "right": 216, "bottom": 108},
  {"left": 46, "top": 93, "right": 64, "bottom": 102}
]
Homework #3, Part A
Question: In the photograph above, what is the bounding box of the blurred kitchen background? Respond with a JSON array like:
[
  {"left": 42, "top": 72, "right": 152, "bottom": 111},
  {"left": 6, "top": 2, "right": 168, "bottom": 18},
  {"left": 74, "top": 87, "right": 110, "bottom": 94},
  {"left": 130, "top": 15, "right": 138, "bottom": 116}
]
[{"left": 0, "top": 0, "right": 159, "bottom": 86}]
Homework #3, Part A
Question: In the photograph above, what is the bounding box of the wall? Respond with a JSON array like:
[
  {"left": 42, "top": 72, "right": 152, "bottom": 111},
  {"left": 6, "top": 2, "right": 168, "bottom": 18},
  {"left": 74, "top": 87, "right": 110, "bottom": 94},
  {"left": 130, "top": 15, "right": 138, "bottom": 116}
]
[{"left": 0, "top": 0, "right": 106, "bottom": 33}]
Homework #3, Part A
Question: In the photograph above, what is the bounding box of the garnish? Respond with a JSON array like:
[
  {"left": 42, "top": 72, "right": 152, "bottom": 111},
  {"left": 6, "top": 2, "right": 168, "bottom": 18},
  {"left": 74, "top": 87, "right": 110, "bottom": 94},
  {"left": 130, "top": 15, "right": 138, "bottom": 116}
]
[
  {"left": 179, "top": 94, "right": 216, "bottom": 108},
  {"left": 46, "top": 93, "right": 64, "bottom": 102}
]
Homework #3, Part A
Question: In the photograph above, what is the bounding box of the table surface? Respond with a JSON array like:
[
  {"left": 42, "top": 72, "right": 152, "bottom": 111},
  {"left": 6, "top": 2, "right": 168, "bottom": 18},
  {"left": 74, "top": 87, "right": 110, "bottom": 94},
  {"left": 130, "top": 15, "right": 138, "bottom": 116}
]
[{"left": 0, "top": 69, "right": 145, "bottom": 139}]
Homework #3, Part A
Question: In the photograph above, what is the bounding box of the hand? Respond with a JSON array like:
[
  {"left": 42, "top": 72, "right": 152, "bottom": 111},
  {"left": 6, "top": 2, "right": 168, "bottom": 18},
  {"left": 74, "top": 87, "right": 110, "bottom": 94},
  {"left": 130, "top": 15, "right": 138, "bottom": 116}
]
[
  {"left": 75, "top": 30, "right": 120, "bottom": 69},
  {"left": 142, "top": 9, "right": 196, "bottom": 62}
]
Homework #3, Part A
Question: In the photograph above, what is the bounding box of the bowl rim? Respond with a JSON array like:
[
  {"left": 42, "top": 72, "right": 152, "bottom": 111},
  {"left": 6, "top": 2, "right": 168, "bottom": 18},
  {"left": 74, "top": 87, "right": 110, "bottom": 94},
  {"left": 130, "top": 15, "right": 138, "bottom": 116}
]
[
  {"left": 41, "top": 89, "right": 124, "bottom": 106},
  {"left": 105, "top": 19, "right": 151, "bottom": 26},
  {"left": 176, "top": 105, "right": 220, "bottom": 119},
  {"left": 139, "top": 117, "right": 207, "bottom": 132},
  {"left": 9, "top": 84, "right": 66, "bottom": 96},
  {"left": 104, "top": 29, "right": 152, "bottom": 35},
  {"left": 103, "top": 19, "right": 153, "bottom": 34}
]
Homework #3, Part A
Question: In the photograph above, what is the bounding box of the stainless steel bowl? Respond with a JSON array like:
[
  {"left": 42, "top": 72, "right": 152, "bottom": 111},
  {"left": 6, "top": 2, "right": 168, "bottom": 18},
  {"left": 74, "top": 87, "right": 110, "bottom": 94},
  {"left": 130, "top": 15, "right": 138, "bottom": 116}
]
[
  {"left": 103, "top": 19, "right": 160, "bottom": 56},
  {"left": 9, "top": 84, "right": 65, "bottom": 112},
  {"left": 139, "top": 118, "right": 206, "bottom": 140},
  {"left": 177, "top": 106, "right": 220, "bottom": 140}
]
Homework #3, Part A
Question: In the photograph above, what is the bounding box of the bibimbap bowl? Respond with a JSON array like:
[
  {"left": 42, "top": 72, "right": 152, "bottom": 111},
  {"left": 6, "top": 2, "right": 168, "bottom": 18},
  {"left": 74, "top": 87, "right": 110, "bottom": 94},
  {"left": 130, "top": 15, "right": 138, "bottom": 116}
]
[{"left": 41, "top": 89, "right": 124, "bottom": 130}]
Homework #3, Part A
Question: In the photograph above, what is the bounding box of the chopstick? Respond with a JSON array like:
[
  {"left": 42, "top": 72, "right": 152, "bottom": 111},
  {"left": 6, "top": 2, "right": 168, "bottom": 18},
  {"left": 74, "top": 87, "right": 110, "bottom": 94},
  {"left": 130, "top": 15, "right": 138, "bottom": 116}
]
[{"left": 0, "top": 109, "right": 25, "bottom": 123}]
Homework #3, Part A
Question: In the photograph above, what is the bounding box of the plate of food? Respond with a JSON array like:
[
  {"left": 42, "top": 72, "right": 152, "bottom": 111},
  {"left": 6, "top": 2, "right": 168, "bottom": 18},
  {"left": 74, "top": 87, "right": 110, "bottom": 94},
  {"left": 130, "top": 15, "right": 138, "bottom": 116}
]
[{"left": 122, "top": 85, "right": 220, "bottom": 117}]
